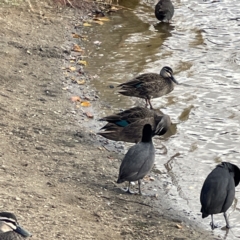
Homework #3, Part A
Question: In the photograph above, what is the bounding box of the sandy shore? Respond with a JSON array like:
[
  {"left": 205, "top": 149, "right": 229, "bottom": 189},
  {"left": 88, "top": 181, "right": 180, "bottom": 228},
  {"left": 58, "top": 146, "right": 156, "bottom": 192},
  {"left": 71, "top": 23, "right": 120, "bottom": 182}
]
[{"left": 0, "top": 1, "right": 218, "bottom": 239}]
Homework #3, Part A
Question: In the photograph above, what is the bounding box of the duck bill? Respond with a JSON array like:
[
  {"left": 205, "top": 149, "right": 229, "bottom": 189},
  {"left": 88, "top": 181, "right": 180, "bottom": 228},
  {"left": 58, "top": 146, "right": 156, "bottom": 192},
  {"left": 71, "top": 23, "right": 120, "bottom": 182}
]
[
  {"left": 171, "top": 76, "right": 179, "bottom": 85},
  {"left": 15, "top": 225, "right": 32, "bottom": 237}
]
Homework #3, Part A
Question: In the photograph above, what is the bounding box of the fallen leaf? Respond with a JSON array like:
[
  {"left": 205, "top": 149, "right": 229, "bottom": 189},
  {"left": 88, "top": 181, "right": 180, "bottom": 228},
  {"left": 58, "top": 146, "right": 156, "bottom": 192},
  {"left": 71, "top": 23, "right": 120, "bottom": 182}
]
[
  {"left": 72, "top": 33, "right": 88, "bottom": 39},
  {"left": 94, "top": 17, "right": 110, "bottom": 22},
  {"left": 110, "top": 6, "right": 119, "bottom": 11},
  {"left": 94, "top": 21, "right": 104, "bottom": 25},
  {"left": 71, "top": 96, "right": 81, "bottom": 102},
  {"left": 176, "top": 224, "right": 182, "bottom": 229},
  {"left": 69, "top": 66, "right": 76, "bottom": 72},
  {"left": 78, "top": 60, "right": 87, "bottom": 66},
  {"left": 70, "top": 60, "right": 75, "bottom": 63},
  {"left": 81, "top": 101, "right": 91, "bottom": 107},
  {"left": 77, "top": 80, "right": 85, "bottom": 85},
  {"left": 72, "top": 44, "right": 83, "bottom": 52},
  {"left": 83, "top": 22, "right": 92, "bottom": 27},
  {"left": 72, "top": 33, "right": 81, "bottom": 38},
  {"left": 85, "top": 112, "right": 94, "bottom": 118}
]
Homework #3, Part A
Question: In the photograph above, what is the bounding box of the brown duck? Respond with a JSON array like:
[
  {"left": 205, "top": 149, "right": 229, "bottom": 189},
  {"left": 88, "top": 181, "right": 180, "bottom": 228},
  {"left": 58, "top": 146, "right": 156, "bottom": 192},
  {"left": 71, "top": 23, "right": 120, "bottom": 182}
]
[
  {"left": 118, "top": 66, "right": 178, "bottom": 109},
  {"left": 0, "top": 212, "right": 31, "bottom": 239},
  {"left": 98, "top": 106, "right": 171, "bottom": 143}
]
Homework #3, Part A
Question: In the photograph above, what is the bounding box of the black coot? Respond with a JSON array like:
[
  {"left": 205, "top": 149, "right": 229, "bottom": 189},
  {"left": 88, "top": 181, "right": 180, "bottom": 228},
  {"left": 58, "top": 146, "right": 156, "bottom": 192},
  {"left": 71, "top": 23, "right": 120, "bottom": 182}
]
[
  {"left": 200, "top": 162, "right": 240, "bottom": 229},
  {"left": 155, "top": 0, "right": 174, "bottom": 23},
  {"left": 117, "top": 124, "right": 155, "bottom": 194}
]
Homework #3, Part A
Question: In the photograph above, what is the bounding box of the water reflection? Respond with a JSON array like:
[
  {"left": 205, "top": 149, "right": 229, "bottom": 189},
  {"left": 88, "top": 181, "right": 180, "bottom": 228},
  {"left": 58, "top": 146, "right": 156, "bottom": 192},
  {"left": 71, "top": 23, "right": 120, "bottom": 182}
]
[{"left": 86, "top": 0, "right": 240, "bottom": 239}]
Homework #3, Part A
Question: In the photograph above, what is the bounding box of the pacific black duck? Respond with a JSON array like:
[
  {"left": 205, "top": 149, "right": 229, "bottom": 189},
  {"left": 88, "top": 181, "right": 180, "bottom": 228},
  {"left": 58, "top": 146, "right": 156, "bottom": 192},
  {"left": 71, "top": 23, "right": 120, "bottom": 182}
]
[
  {"left": 118, "top": 66, "right": 178, "bottom": 109},
  {"left": 0, "top": 212, "right": 31, "bottom": 239},
  {"left": 98, "top": 106, "right": 171, "bottom": 143}
]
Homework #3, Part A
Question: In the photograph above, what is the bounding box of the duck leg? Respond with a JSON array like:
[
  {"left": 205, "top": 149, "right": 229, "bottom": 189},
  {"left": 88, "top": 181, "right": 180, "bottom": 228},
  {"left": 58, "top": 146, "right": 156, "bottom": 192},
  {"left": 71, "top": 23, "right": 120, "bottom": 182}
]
[
  {"left": 138, "top": 179, "right": 142, "bottom": 195},
  {"left": 224, "top": 212, "right": 231, "bottom": 229},
  {"left": 147, "top": 99, "right": 153, "bottom": 109},
  {"left": 144, "top": 99, "right": 148, "bottom": 108}
]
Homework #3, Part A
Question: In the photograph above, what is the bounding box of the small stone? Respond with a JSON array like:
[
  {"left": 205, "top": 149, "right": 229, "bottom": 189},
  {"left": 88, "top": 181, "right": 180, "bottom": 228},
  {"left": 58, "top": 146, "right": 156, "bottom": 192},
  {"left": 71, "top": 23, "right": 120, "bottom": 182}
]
[
  {"left": 149, "top": 176, "right": 155, "bottom": 181},
  {"left": 86, "top": 112, "right": 94, "bottom": 118}
]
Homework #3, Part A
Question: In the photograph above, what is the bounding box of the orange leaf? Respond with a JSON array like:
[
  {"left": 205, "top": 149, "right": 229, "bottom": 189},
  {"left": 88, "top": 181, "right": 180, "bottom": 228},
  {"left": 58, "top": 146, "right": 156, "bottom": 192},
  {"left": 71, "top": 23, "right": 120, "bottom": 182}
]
[
  {"left": 71, "top": 96, "right": 81, "bottom": 102},
  {"left": 72, "top": 44, "right": 83, "bottom": 52},
  {"left": 72, "top": 33, "right": 81, "bottom": 38},
  {"left": 81, "top": 101, "right": 91, "bottom": 107},
  {"left": 69, "top": 66, "right": 76, "bottom": 72}
]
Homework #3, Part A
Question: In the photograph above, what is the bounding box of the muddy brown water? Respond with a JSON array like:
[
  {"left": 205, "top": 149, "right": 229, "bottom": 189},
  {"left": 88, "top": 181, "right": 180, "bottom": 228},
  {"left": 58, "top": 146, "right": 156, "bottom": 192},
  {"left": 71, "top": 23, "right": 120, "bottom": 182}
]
[{"left": 86, "top": 0, "right": 240, "bottom": 239}]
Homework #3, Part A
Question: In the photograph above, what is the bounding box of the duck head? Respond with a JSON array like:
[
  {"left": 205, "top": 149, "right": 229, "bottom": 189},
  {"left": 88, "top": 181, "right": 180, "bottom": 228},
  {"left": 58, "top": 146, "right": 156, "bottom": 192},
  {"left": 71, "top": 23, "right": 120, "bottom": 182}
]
[
  {"left": 0, "top": 212, "right": 31, "bottom": 237},
  {"left": 160, "top": 66, "right": 179, "bottom": 84}
]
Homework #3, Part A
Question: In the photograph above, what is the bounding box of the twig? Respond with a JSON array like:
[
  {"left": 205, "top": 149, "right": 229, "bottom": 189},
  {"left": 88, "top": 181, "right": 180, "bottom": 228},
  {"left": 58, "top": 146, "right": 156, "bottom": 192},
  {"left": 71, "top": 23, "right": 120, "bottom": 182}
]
[
  {"left": 117, "top": 197, "right": 153, "bottom": 208},
  {"left": 64, "top": 0, "right": 76, "bottom": 8}
]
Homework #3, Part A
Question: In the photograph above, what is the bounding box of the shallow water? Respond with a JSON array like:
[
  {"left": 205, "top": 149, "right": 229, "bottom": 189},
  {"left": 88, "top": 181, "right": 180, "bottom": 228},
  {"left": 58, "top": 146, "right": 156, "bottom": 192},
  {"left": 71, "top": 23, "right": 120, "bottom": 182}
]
[{"left": 87, "top": 0, "right": 240, "bottom": 238}]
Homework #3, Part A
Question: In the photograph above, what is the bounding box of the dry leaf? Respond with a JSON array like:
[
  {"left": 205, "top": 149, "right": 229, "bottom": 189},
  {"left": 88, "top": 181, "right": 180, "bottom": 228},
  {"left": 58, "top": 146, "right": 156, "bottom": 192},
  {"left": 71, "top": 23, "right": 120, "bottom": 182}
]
[
  {"left": 71, "top": 96, "right": 81, "bottom": 102},
  {"left": 70, "top": 60, "right": 75, "bottom": 63},
  {"left": 110, "top": 6, "right": 119, "bottom": 11},
  {"left": 72, "top": 33, "right": 88, "bottom": 39},
  {"left": 78, "top": 60, "right": 87, "bottom": 66},
  {"left": 85, "top": 112, "right": 94, "bottom": 118},
  {"left": 94, "top": 21, "right": 104, "bottom": 25},
  {"left": 83, "top": 22, "right": 92, "bottom": 27},
  {"left": 81, "top": 101, "right": 91, "bottom": 107},
  {"left": 94, "top": 17, "right": 110, "bottom": 22},
  {"left": 77, "top": 80, "right": 85, "bottom": 85},
  {"left": 69, "top": 66, "right": 76, "bottom": 72},
  {"left": 72, "top": 44, "right": 83, "bottom": 52},
  {"left": 72, "top": 33, "right": 81, "bottom": 38},
  {"left": 176, "top": 224, "right": 182, "bottom": 229}
]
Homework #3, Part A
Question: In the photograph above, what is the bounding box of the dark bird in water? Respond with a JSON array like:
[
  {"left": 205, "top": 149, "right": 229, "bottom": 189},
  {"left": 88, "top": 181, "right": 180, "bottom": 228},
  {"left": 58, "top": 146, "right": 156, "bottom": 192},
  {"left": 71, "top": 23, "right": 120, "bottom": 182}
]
[
  {"left": 118, "top": 66, "right": 178, "bottom": 109},
  {"left": 98, "top": 107, "right": 171, "bottom": 143},
  {"left": 200, "top": 162, "right": 240, "bottom": 230},
  {"left": 117, "top": 124, "right": 155, "bottom": 194},
  {"left": 155, "top": 0, "right": 174, "bottom": 23},
  {"left": 0, "top": 212, "right": 31, "bottom": 239}
]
